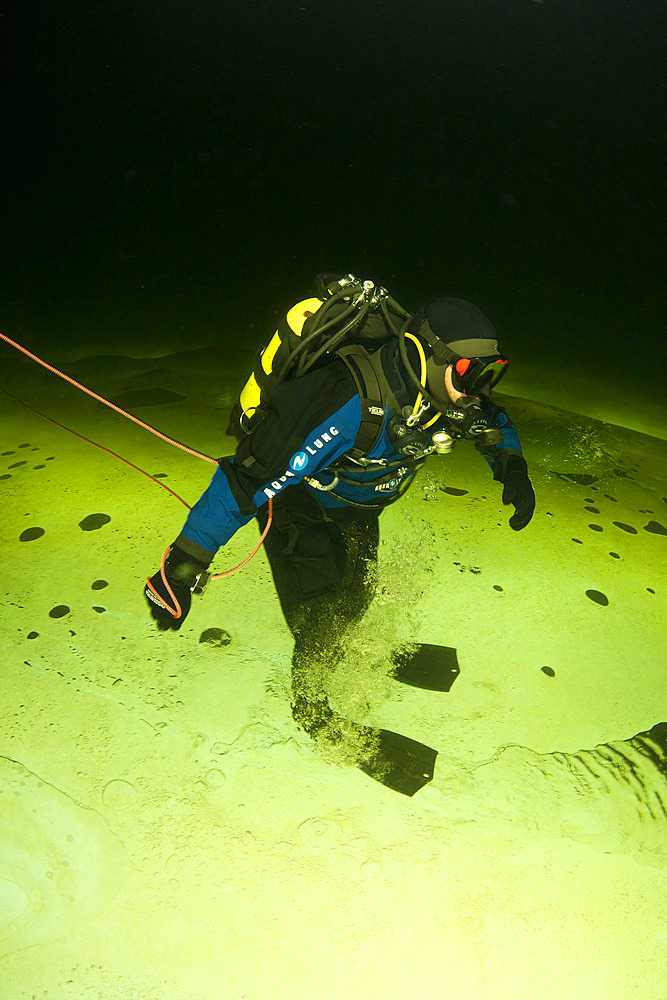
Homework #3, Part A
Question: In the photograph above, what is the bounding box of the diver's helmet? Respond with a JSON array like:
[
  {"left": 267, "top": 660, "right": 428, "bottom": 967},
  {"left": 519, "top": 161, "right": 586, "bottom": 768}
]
[{"left": 401, "top": 298, "right": 509, "bottom": 412}]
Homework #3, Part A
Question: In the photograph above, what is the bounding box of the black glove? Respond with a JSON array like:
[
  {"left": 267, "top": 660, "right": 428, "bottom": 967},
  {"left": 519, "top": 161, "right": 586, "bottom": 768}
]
[
  {"left": 144, "top": 545, "right": 209, "bottom": 631},
  {"left": 497, "top": 455, "right": 536, "bottom": 531}
]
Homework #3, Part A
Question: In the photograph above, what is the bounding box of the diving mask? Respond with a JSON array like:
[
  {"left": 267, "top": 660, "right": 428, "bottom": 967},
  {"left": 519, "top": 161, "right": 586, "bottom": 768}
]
[{"left": 451, "top": 356, "right": 509, "bottom": 395}]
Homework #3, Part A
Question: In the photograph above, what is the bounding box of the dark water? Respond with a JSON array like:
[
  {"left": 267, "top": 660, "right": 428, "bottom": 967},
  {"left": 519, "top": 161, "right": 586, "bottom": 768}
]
[{"left": 2, "top": 1, "right": 665, "bottom": 397}]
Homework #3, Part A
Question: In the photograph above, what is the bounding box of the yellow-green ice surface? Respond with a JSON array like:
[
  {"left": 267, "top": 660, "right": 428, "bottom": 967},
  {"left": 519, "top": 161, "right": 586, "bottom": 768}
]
[{"left": 0, "top": 347, "right": 666, "bottom": 1000}]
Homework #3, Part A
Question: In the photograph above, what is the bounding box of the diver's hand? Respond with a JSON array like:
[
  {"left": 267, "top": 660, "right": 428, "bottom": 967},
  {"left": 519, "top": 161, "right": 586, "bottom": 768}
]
[
  {"left": 145, "top": 571, "right": 192, "bottom": 630},
  {"left": 144, "top": 545, "right": 208, "bottom": 630},
  {"left": 501, "top": 456, "right": 536, "bottom": 531}
]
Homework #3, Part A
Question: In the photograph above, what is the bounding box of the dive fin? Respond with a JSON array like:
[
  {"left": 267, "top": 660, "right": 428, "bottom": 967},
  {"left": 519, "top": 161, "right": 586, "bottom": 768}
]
[
  {"left": 357, "top": 727, "right": 438, "bottom": 796},
  {"left": 391, "top": 642, "right": 460, "bottom": 692}
]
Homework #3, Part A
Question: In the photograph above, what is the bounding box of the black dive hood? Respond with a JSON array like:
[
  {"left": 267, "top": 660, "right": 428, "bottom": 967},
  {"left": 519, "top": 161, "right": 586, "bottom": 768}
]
[{"left": 398, "top": 298, "right": 507, "bottom": 413}]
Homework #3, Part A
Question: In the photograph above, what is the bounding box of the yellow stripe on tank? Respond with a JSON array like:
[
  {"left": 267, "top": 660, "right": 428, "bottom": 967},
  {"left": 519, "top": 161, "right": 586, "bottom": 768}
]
[
  {"left": 261, "top": 298, "right": 323, "bottom": 373},
  {"left": 239, "top": 297, "right": 324, "bottom": 421}
]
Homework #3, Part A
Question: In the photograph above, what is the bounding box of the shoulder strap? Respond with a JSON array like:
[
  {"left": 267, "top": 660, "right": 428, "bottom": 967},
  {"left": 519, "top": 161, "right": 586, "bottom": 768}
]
[{"left": 336, "top": 345, "right": 391, "bottom": 459}]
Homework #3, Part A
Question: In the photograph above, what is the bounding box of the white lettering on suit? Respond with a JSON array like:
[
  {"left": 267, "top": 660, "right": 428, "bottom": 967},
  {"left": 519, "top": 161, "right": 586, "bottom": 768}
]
[{"left": 261, "top": 425, "right": 340, "bottom": 501}]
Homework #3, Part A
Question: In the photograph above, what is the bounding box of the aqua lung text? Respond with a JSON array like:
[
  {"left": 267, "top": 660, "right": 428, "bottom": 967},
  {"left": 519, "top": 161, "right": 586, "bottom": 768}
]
[{"left": 262, "top": 426, "right": 340, "bottom": 499}]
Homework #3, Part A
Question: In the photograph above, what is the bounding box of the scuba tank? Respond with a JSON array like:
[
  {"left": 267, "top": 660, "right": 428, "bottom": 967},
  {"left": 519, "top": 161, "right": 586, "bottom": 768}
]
[
  {"left": 226, "top": 274, "right": 410, "bottom": 440},
  {"left": 226, "top": 274, "right": 502, "bottom": 464}
]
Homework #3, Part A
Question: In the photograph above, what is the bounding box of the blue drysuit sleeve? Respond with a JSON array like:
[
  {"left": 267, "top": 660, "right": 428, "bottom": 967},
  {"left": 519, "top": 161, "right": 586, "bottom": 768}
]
[
  {"left": 180, "top": 467, "right": 257, "bottom": 553},
  {"left": 178, "top": 396, "right": 362, "bottom": 556}
]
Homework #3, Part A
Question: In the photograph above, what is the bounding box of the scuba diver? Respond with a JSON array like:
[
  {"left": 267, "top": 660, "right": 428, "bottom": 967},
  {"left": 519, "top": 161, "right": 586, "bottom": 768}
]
[{"left": 144, "top": 274, "right": 536, "bottom": 795}]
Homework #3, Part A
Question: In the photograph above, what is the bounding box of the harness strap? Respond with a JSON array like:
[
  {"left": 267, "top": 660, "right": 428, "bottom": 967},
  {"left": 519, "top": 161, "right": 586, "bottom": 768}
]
[{"left": 336, "top": 345, "right": 388, "bottom": 459}]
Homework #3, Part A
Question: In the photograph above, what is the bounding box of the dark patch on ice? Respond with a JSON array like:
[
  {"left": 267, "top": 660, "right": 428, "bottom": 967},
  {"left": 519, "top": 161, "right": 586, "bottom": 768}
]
[
  {"left": 586, "top": 589, "right": 609, "bottom": 606},
  {"left": 19, "top": 443, "right": 30, "bottom": 448},
  {"left": 102, "top": 388, "right": 185, "bottom": 409},
  {"left": 613, "top": 521, "right": 637, "bottom": 534},
  {"left": 79, "top": 513, "right": 111, "bottom": 531},
  {"left": 588, "top": 524, "right": 603, "bottom": 532},
  {"left": 0, "top": 474, "right": 11, "bottom": 480},
  {"left": 9, "top": 461, "right": 27, "bottom": 469},
  {"left": 199, "top": 627, "right": 232, "bottom": 647},
  {"left": 644, "top": 520, "right": 666, "bottom": 536},
  {"left": 541, "top": 666, "right": 555, "bottom": 677},
  {"left": 647, "top": 588, "right": 655, "bottom": 594},
  {"left": 440, "top": 486, "right": 469, "bottom": 496},
  {"left": 33, "top": 464, "right": 46, "bottom": 470},
  {"left": 551, "top": 472, "right": 598, "bottom": 485},
  {"left": 19, "top": 527, "right": 45, "bottom": 541},
  {"left": 453, "top": 562, "right": 481, "bottom": 574},
  {"left": 92, "top": 606, "right": 106, "bottom": 613},
  {"left": 609, "top": 552, "right": 620, "bottom": 559},
  {"left": 584, "top": 506, "right": 599, "bottom": 514},
  {"left": 1, "top": 451, "right": 15, "bottom": 456},
  {"left": 572, "top": 538, "right": 583, "bottom": 544},
  {"left": 49, "top": 605, "right": 70, "bottom": 618},
  {"left": 27, "top": 631, "right": 39, "bottom": 639},
  {"left": 91, "top": 580, "right": 108, "bottom": 590},
  {"left": 612, "top": 468, "right": 633, "bottom": 478},
  {"left": 493, "top": 585, "right": 503, "bottom": 592},
  {"left": 152, "top": 473, "right": 168, "bottom": 479},
  {"left": 604, "top": 494, "right": 618, "bottom": 502}
]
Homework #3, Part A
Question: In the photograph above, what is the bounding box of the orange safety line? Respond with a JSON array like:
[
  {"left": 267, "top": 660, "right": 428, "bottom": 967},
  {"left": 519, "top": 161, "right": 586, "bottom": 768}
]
[
  {"left": 0, "top": 331, "right": 218, "bottom": 465},
  {"left": 0, "top": 387, "right": 193, "bottom": 509},
  {"left": 1, "top": 330, "right": 274, "bottom": 602}
]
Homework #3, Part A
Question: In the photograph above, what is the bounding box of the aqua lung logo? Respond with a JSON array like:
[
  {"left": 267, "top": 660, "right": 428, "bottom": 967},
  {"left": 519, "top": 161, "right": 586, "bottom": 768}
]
[
  {"left": 262, "top": 425, "right": 340, "bottom": 500},
  {"left": 375, "top": 478, "right": 399, "bottom": 493},
  {"left": 290, "top": 452, "right": 309, "bottom": 472}
]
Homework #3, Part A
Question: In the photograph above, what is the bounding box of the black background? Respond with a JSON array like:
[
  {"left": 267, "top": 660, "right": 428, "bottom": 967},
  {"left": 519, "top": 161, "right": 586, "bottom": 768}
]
[{"left": 2, "top": 0, "right": 665, "bottom": 391}]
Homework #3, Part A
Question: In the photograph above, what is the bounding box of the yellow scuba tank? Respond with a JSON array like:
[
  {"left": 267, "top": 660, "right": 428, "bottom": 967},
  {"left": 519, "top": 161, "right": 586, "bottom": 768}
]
[
  {"left": 237, "top": 297, "right": 324, "bottom": 432},
  {"left": 226, "top": 274, "right": 412, "bottom": 442}
]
